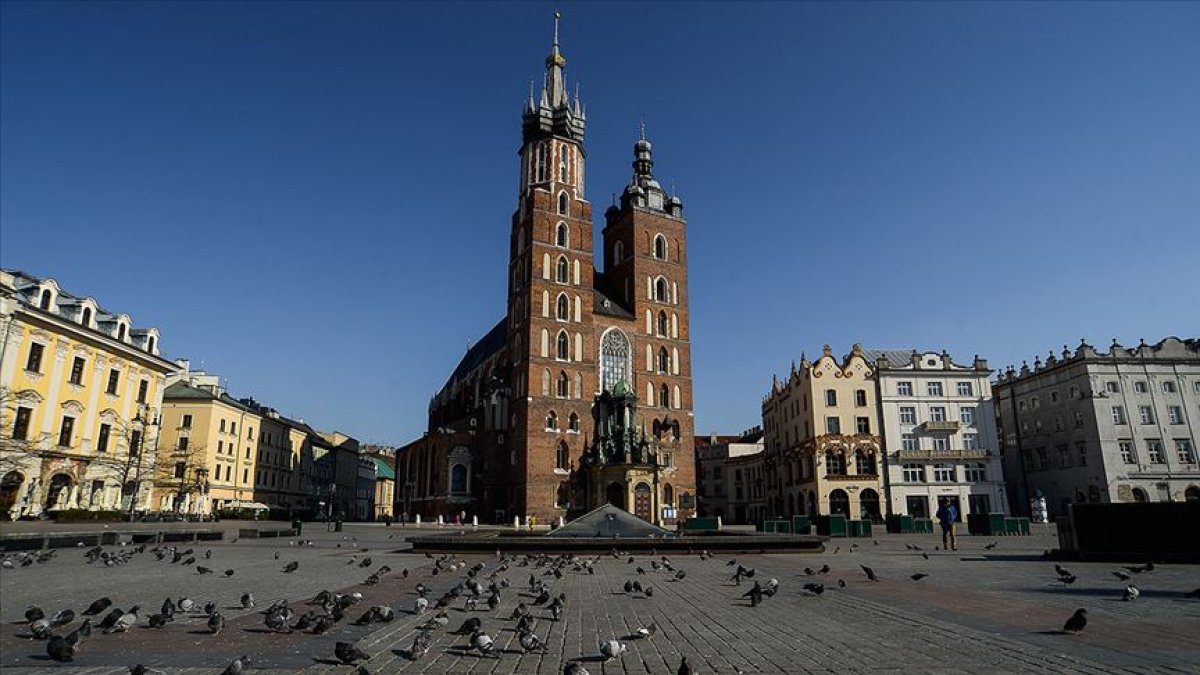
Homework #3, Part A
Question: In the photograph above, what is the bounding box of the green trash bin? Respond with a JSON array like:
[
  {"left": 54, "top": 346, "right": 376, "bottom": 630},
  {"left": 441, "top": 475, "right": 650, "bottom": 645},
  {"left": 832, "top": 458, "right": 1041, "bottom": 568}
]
[
  {"left": 859, "top": 519, "right": 873, "bottom": 537},
  {"left": 817, "top": 515, "right": 848, "bottom": 537},
  {"left": 1003, "top": 517, "right": 1020, "bottom": 535},
  {"left": 792, "top": 515, "right": 811, "bottom": 535},
  {"left": 1017, "top": 517, "right": 1031, "bottom": 535},
  {"left": 848, "top": 520, "right": 863, "bottom": 537}
]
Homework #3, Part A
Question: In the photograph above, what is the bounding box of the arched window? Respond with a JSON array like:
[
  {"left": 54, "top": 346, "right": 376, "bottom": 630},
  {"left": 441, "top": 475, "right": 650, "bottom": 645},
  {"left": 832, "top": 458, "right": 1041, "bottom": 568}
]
[
  {"left": 556, "top": 331, "right": 570, "bottom": 360},
  {"left": 546, "top": 411, "right": 558, "bottom": 430},
  {"left": 536, "top": 143, "right": 547, "bottom": 182},
  {"left": 557, "top": 371, "right": 570, "bottom": 398},
  {"left": 659, "top": 384, "right": 670, "bottom": 408},
  {"left": 556, "top": 294, "right": 569, "bottom": 321},
  {"left": 574, "top": 372, "right": 582, "bottom": 399},
  {"left": 657, "top": 311, "right": 668, "bottom": 336},
  {"left": 556, "top": 481, "right": 571, "bottom": 508},
  {"left": 855, "top": 450, "right": 876, "bottom": 474},
  {"left": 613, "top": 241, "right": 624, "bottom": 264},
  {"left": 829, "top": 489, "right": 850, "bottom": 515},
  {"left": 450, "top": 464, "right": 468, "bottom": 494},
  {"left": 654, "top": 277, "right": 669, "bottom": 302},
  {"left": 600, "top": 329, "right": 630, "bottom": 393},
  {"left": 542, "top": 369, "right": 551, "bottom": 396},
  {"left": 663, "top": 483, "right": 674, "bottom": 506},
  {"left": 657, "top": 347, "right": 670, "bottom": 373},
  {"left": 556, "top": 441, "right": 569, "bottom": 470},
  {"left": 559, "top": 150, "right": 567, "bottom": 182},
  {"left": 81, "top": 307, "right": 92, "bottom": 326},
  {"left": 556, "top": 221, "right": 568, "bottom": 247},
  {"left": 557, "top": 192, "right": 568, "bottom": 215},
  {"left": 826, "top": 451, "right": 847, "bottom": 475},
  {"left": 568, "top": 412, "right": 580, "bottom": 432},
  {"left": 654, "top": 234, "right": 667, "bottom": 260},
  {"left": 556, "top": 256, "right": 570, "bottom": 283},
  {"left": 39, "top": 289, "right": 51, "bottom": 310}
]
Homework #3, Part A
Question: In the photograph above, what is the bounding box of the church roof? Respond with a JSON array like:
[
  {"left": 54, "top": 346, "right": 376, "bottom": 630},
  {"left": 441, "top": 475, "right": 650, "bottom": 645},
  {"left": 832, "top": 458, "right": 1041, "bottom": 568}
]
[
  {"left": 545, "top": 503, "right": 674, "bottom": 539},
  {"left": 592, "top": 271, "right": 634, "bottom": 319},
  {"left": 444, "top": 318, "right": 507, "bottom": 388}
]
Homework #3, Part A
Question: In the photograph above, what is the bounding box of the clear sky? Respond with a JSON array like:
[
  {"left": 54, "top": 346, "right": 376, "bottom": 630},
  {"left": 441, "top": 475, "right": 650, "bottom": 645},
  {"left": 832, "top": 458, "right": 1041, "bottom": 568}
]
[{"left": 2, "top": 2, "right": 1197, "bottom": 444}]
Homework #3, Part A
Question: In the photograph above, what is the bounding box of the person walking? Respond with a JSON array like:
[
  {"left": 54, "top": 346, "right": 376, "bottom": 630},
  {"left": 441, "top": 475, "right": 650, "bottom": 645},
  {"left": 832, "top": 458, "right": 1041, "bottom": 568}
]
[{"left": 936, "top": 499, "right": 958, "bottom": 551}]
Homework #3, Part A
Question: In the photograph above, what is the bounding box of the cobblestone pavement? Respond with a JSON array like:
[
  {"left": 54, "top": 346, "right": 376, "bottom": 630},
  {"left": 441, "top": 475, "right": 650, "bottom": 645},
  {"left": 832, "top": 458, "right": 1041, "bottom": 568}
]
[{"left": 2, "top": 523, "right": 1198, "bottom": 673}]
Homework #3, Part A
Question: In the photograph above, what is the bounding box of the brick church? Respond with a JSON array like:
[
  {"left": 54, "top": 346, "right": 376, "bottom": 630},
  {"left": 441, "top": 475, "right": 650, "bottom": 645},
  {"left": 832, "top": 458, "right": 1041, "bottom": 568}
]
[{"left": 399, "top": 16, "right": 696, "bottom": 526}]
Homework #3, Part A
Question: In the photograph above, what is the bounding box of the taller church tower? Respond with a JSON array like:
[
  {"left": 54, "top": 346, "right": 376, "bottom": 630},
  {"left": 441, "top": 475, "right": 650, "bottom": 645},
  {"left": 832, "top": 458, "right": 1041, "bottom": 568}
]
[{"left": 505, "top": 14, "right": 596, "bottom": 519}]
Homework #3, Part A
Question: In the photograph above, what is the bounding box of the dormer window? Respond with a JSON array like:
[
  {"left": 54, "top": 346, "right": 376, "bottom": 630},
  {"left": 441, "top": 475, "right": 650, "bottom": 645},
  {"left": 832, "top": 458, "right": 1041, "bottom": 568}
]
[
  {"left": 117, "top": 324, "right": 127, "bottom": 341},
  {"left": 39, "top": 289, "right": 52, "bottom": 310},
  {"left": 81, "top": 307, "right": 92, "bottom": 327},
  {"left": 147, "top": 336, "right": 156, "bottom": 353}
]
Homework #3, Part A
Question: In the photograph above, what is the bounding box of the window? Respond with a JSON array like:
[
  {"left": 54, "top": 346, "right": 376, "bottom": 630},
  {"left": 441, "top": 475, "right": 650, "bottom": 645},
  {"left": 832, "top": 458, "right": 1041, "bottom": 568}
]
[
  {"left": 1177, "top": 440, "right": 1196, "bottom": 464},
  {"left": 1134, "top": 381, "right": 1148, "bottom": 393},
  {"left": 58, "top": 416, "right": 75, "bottom": 447},
  {"left": 1168, "top": 407, "right": 1183, "bottom": 424},
  {"left": 39, "top": 289, "right": 52, "bottom": 309},
  {"left": 825, "top": 451, "right": 846, "bottom": 475},
  {"left": 535, "top": 143, "right": 546, "bottom": 181},
  {"left": 653, "top": 234, "right": 667, "bottom": 260},
  {"left": 825, "top": 416, "right": 841, "bottom": 434},
  {"left": 1069, "top": 385, "right": 1080, "bottom": 399},
  {"left": 656, "top": 311, "right": 667, "bottom": 336},
  {"left": 929, "top": 406, "right": 946, "bottom": 422},
  {"left": 899, "top": 406, "right": 916, "bottom": 425},
  {"left": 1034, "top": 447, "right": 1048, "bottom": 470},
  {"left": 247, "top": 427, "right": 254, "bottom": 440},
  {"left": 855, "top": 451, "right": 875, "bottom": 474},
  {"left": 825, "top": 389, "right": 837, "bottom": 406},
  {"left": 927, "top": 382, "right": 943, "bottom": 396},
  {"left": 1106, "top": 381, "right": 1119, "bottom": 393},
  {"left": 1119, "top": 441, "right": 1135, "bottom": 463},
  {"left": 556, "top": 294, "right": 569, "bottom": 321},
  {"left": 556, "top": 442, "right": 569, "bottom": 470},
  {"left": 901, "top": 433, "right": 918, "bottom": 451},
  {"left": 569, "top": 412, "right": 579, "bottom": 432},
  {"left": 1031, "top": 396, "right": 1040, "bottom": 409},
  {"left": 556, "top": 331, "right": 570, "bottom": 360},
  {"left": 654, "top": 277, "right": 669, "bottom": 302},
  {"left": 25, "top": 343, "right": 44, "bottom": 373},
  {"left": 556, "top": 372, "right": 569, "bottom": 398},
  {"left": 897, "top": 381, "right": 913, "bottom": 396},
  {"left": 1057, "top": 444, "right": 1071, "bottom": 468},
  {"left": 1077, "top": 442, "right": 1088, "bottom": 466},
  {"left": 855, "top": 389, "right": 867, "bottom": 407},
  {"left": 1162, "top": 381, "right": 1176, "bottom": 393},
  {"left": 217, "top": 440, "right": 224, "bottom": 454},
  {"left": 556, "top": 256, "right": 569, "bottom": 283},
  {"left": 556, "top": 222, "right": 568, "bottom": 247},
  {"left": 1146, "top": 439, "right": 1164, "bottom": 463},
  {"left": 960, "top": 407, "right": 975, "bottom": 425},
  {"left": 932, "top": 464, "right": 954, "bottom": 482},
  {"left": 965, "top": 463, "right": 986, "bottom": 482},
  {"left": 12, "top": 406, "right": 32, "bottom": 440},
  {"left": 1053, "top": 415, "right": 1064, "bottom": 432},
  {"left": 599, "top": 329, "right": 630, "bottom": 393},
  {"left": 963, "top": 432, "right": 979, "bottom": 450},
  {"left": 956, "top": 382, "right": 973, "bottom": 396},
  {"left": 137, "top": 380, "right": 148, "bottom": 404},
  {"left": 174, "top": 462, "right": 186, "bottom": 479},
  {"left": 855, "top": 417, "right": 870, "bottom": 434},
  {"left": 1050, "top": 391, "right": 1060, "bottom": 404},
  {"left": 902, "top": 464, "right": 924, "bottom": 482},
  {"left": 178, "top": 437, "right": 189, "bottom": 452},
  {"left": 106, "top": 369, "right": 120, "bottom": 395},
  {"left": 117, "top": 324, "right": 126, "bottom": 341},
  {"left": 1108, "top": 405, "right": 1127, "bottom": 425},
  {"left": 557, "top": 192, "right": 568, "bottom": 215},
  {"left": 1073, "top": 410, "right": 1084, "bottom": 428},
  {"left": 230, "top": 422, "right": 236, "bottom": 435},
  {"left": 546, "top": 411, "right": 558, "bottom": 430},
  {"left": 932, "top": 437, "right": 948, "bottom": 451},
  {"left": 1138, "top": 406, "right": 1154, "bottom": 425},
  {"left": 660, "top": 384, "right": 670, "bottom": 408},
  {"left": 181, "top": 414, "right": 193, "bottom": 429},
  {"left": 1195, "top": 381, "right": 1200, "bottom": 394}
]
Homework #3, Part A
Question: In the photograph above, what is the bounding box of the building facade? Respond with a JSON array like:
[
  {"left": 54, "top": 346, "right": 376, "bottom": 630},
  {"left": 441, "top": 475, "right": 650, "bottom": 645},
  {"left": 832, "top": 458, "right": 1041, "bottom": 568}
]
[
  {"left": 869, "top": 349, "right": 1007, "bottom": 520},
  {"left": 761, "top": 345, "right": 884, "bottom": 520},
  {"left": 410, "top": 18, "right": 696, "bottom": 525},
  {"left": 694, "top": 429, "right": 764, "bottom": 523},
  {"left": 994, "top": 337, "right": 1200, "bottom": 518},
  {"left": 0, "top": 270, "right": 177, "bottom": 518}
]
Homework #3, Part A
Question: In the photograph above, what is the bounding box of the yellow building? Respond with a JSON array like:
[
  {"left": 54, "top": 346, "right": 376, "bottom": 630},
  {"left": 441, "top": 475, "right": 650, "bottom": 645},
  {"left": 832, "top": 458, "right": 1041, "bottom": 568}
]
[
  {"left": 158, "top": 372, "right": 263, "bottom": 514},
  {"left": 0, "top": 270, "right": 178, "bottom": 518},
  {"left": 761, "top": 344, "right": 884, "bottom": 520}
]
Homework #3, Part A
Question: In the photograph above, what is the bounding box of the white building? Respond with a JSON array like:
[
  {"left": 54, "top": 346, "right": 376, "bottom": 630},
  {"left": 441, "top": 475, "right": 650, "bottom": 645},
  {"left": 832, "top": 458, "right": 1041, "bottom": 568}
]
[
  {"left": 868, "top": 350, "right": 1007, "bottom": 519},
  {"left": 993, "top": 337, "right": 1200, "bottom": 518}
]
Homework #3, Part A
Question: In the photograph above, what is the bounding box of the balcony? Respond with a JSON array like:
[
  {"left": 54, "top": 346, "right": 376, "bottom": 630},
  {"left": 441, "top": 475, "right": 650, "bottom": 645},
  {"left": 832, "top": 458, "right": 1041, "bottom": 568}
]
[
  {"left": 897, "top": 447, "right": 989, "bottom": 461},
  {"left": 922, "top": 420, "right": 961, "bottom": 433}
]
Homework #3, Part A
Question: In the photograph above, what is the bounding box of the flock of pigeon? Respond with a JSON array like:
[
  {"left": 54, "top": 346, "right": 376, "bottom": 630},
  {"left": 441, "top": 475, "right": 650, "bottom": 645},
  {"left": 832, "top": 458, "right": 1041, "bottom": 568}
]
[{"left": 8, "top": 535, "right": 1200, "bottom": 673}]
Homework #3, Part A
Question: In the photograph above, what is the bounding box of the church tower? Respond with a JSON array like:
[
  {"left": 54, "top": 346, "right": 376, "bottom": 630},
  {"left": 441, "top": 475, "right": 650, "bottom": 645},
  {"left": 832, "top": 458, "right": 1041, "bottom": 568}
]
[{"left": 506, "top": 14, "right": 596, "bottom": 519}]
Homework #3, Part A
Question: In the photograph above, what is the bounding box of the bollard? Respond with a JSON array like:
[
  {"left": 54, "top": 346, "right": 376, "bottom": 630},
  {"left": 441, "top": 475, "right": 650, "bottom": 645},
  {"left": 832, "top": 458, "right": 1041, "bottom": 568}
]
[
  {"left": 415, "top": 514, "right": 422, "bottom": 528},
  {"left": 436, "top": 515, "right": 444, "bottom": 527},
  {"left": 472, "top": 515, "right": 478, "bottom": 528},
  {"left": 513, "top": 516, "right": 520, "bottom": 530},
  {"left": 716, "top": 516, "right": 723, "bottom": 531}
]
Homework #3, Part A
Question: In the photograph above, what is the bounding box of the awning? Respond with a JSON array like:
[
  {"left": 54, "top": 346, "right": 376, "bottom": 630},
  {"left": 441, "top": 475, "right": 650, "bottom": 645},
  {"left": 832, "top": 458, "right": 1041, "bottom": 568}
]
[{"left": 226, "top": 500, "right": 270, "bottom": 510}]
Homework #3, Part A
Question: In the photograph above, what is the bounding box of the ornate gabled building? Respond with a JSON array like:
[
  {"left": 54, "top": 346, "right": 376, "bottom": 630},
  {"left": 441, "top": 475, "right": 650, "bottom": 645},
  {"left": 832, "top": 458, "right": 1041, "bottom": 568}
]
[
  {"left": 761, "top": 345, "right": 884, "bottom": 520},
  {"left": 407, "top": 16, "right": 696, "bottom": 525}
]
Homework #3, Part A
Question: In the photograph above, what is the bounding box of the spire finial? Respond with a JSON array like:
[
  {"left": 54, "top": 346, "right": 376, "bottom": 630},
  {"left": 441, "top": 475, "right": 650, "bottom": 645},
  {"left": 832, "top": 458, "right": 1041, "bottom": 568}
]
[
  {"left": 553, "top": 10, "right": 561, "bottom": 47},
  {"left": 639, "top": 116, "right": 646, "bottom": 141}
]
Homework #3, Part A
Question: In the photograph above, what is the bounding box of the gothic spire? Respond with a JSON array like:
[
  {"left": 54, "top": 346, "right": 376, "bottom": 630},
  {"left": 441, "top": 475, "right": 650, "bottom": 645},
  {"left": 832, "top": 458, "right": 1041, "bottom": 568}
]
[
  {"left": 521, "top": 10, "right": 585, "bottom": 144},
  {"left": 544, "top": 11, "right": 567, "bottom": 108}
]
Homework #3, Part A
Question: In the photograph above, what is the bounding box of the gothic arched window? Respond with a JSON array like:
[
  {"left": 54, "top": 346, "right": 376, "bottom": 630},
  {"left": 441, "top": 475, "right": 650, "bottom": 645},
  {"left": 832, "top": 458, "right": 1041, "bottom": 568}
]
[
  {"left": 556, "top": 441, "right": 569, "bottom": 470},
  {"left": 599, "top": 329, "right": 630, "bottom": 393},
  {"left": 660, "top": 384, "right": 670, "bottom": 408},
  {"left": 657, "top": 347, "right": 670, "bottom": 373},
  {"left": 536, "top": 143, "right": 547, "bottom": 182},
  {"left": 654, "top": 234, "right": 667, "bottom": 260},
  {"left": 546, "top": 411, "right": 558, "bottom": 430},
  {"left": 556, "top": 256, "right": 570, "bottom": 283},
  {"left": 556, "top": 331, "right": 570, "bottom": 360},
  {"left": 556, "top": 294, "right": 569, "bottom": 321},
  {"left": 557, "top": 371, "right": 570, "bottom": 398},
  {"left": 654, "top": 277, "right": 668, "bottom": 302},
  {"left": 556, "top": 221, "right": 568, "bottom": 247},
  {"left": 657, "top": 311, "right": 668, "bottom": 336},
  {"left": 558, "top": 192, "right": 568, "bottom": 215},
  {"left": 568, "top": 412, "right": 579, "bottom": 432}
]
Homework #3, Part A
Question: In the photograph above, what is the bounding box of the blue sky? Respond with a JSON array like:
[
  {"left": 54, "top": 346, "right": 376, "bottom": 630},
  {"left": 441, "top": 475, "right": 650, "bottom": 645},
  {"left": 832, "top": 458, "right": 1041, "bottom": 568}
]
[{"left": 2, "top": 2, "right": 1197, "bottom": 444}]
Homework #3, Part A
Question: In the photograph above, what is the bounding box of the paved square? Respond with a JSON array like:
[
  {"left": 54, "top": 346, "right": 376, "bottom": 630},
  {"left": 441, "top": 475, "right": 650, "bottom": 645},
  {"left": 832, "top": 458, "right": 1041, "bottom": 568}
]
[{"left": 2, "top": 523, "right": 1198, "bottom": 673}]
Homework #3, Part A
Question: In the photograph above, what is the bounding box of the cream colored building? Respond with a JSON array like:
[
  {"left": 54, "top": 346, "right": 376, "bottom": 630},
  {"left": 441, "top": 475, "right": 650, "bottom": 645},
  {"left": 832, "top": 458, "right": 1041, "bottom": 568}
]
[
  {"left": 0, "top": 270, "right": 178, "bottom": 517},
  {"left": 761, "top": 344, "right": 884, "bottom": 520}
]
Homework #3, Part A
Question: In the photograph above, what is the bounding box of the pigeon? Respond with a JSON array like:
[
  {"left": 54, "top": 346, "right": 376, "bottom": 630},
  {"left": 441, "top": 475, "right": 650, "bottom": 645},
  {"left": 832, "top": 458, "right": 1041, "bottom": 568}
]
[
  {"left": 71, "top": 618, "right": 92, "bottom": 644},
  {"left": 1058, "top": 575, "right": 1077, "bottom": 585},
  {"left": 30, "top": 618, "right": 53, "bottom": 639},
  {"left": 99, "top": 608, "right": 125, "bottom": 631},
  {"left": 518, "top": 628, "right": 545, "bottom": 652},
  {"left": 49, "top": 609, "right": 75, "bottom": 627},
  {"left": 84, "top": 597, "right": 113, "bottom": 615},
  {"left": 161, "top": 598, "right": 177, "bottom": 621},
  {"left": 414, "top": 596, "right": 429, "bottom": 614},
  {"left": 803, "top": 582, "right": 825, "bottom": 595},
  {"left": 240, "top": 593, "right": 255, "bottom": 609},
  {"left": 205, "top": 549, "right": 212, "bottom": 559},
  {"left": 743, "top": 581, "right": 764, "bottom": 607},
  {"left": 1123, "top": 585, "right": 1140, "bottom": 601},
  {"left": 408, "top": 629, "right": 432, "bottom": 660},
  {"left": 283, "top": 561, "right": 299, "bottom": 573},
  {"left": 599, "top": 639, "right": 627, "bottom": 660},
  {"left": 819, "top": 564, "right": 830, "bottom": 574},
  {"left": 106, "top": 606, "right": 139, "bottom": 633},
  {"left": 224, "top": 569, "right": 235, "bottom": 577},
  {"left": 984, "top": 541, "right": 998, "bottom": 550},
  {"left": 1055, "top": 564, "right": 1072, "bottom": 577},
  {"left": 208, "top": 611, "right": 225, "bottom": 634},
  {"left": 1063, "top": 608, "right": 1087, "bottom": 634},
  {"left": 221, "top": 655, "right": 251, "bottom": 675},
  {"left": 678, "top": 655, "right": 694, "bottom": 675},
  {"left": 25, "top": 606, "right": 45, "bottom": 623},
  {"left": 453, "top": 617, "right": 482, "bottom": 635},
  {"left": 197, "top": 566, "right": 214, "bottom": 575},
  {"left": 336, "top": 641, "right": 370, "bottom": 665},
  {"left": 911, "top": 573, "right": 929, "bottom": 581},
  {"left": 47, "top": 635, "right": 75, "bottom": 662},
  {"left": 204, "top": 601, "right": 217, "bottom": 616},
  {"left": 420, "top": 612, "right": 450, "bottom": 630},
  {"left": 804, "top": 567, "right": 815, "bottom": 576},
  {"left": 860, "top": 565, "right": 879, "bottom": 582},
  {"left": 838, "top": 579, "right": 847, "bottom": 588},
  {"left": 922, "top": 552, "right": 930, "bottom": 560},
  {"left": 1185, "top": 588, "right": 1200, "bottom": 599},
  {"left": 565, "top": 663, "right": 591, "bottom": 675},
  {"left": 469, "top": 629, "right": 496, "bottom": 657},
  {"left": 635, "top": 622, "right": 657, "bottom": 639},
  {"left": 178, "top": 597, "right": 196, "bottom": 612},
  {"left": 148, "top": 613, "right": 168, "bottom": 629},
  {"left": 623, "top": 580, "right": 634, "bottom": 593}
]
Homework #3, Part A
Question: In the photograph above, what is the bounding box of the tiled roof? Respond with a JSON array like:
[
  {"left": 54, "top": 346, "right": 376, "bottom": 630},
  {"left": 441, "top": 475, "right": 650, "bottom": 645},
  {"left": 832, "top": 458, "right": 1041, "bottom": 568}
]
[
  {"left": 445, "top": 319, "right": 507, "bottom": 388},
  {"left": 860, "top": 349, "right": 917, "bottom": 368}
]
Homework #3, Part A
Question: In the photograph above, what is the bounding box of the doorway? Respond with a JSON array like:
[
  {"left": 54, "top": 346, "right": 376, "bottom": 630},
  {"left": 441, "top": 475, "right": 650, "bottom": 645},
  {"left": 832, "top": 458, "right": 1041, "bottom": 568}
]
[
  {"left": 906, "top": 496, "right": 928, "bottom": 518},
  {"left": 633, "top": 482, "right": 651, "bottom": 521}
]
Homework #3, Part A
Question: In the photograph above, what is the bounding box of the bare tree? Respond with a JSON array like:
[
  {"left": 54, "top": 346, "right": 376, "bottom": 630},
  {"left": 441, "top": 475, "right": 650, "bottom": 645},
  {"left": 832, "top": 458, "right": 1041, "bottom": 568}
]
[
  {"left": 0, "top": 386, "right": 46, "bottom": 476},
  {"left": 152, "top": 440, "right": 209, "bottom": 513}
]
